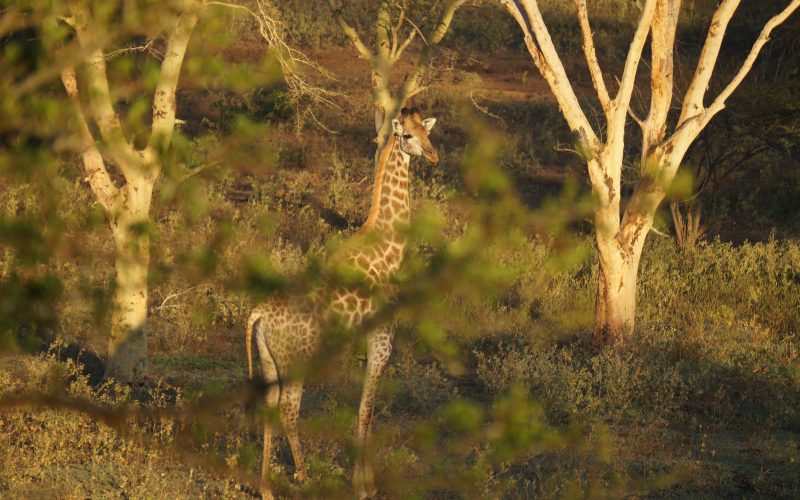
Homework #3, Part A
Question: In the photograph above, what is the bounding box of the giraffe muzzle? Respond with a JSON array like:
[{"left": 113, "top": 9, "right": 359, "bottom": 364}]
[{"left": 424, "top": 150, "right": 439, "bottom": 163}]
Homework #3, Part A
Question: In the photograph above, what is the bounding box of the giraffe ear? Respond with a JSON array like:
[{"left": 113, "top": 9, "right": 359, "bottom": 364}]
[
  {"left": 422, "top": 117, "right": 436, "bottom": 131},
  {"left": 392, "top": 119, "right": 403, "bottom": 136}
]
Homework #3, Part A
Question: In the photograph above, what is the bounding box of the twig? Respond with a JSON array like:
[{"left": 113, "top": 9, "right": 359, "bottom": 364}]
[
  {"left": 106, "top": 39, "right": 157, "bottom": 60},
  {"left": 469, "top": 91, "right": 504, "bottom": 122},
  {"left": 404, "top": 17, "right": 429, "bottom": 46},
  {"left": 155, "top": 284, "right": 210, "bottom": 311},
  {"left": 628, "top": 106, "right": 646, "bottom": 129},
  {"left": 179, "top": 161, "right": 221, "bottom": 183}
]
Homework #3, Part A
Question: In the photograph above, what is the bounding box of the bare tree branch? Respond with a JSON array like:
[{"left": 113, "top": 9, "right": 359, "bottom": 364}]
[
  {"left": 145, "top": 9, "right": 199, "bottom": 160},
  {"left": 326, "top": 0, "right": 465, "bottom": 153},
  {"left": 678, "top": 0, "right": 740, "bottom": 125},
  {"left": 609, "top": 0, "right": 657, "bottom": 124},
  {"left": 628, "top": 105, "right": 646, "bottom": 129},
  {"left": 389, "top": 1, "right": 405, "bottom": 58},
  {"left": 326, "top": 0, "right": 374, "bottom": 60},
  {"left": 427, "top": 0, "right": 466, "bottom": 44},
  {"left": 389, "top": 8, "right": 419, "bottom": 64},
  {"left": 395, "top": 0, "right": 466, "bottom": 102},
  {"left": 66, "top": 1, "right": 137, "bottom": 169},
  {"left": 106, "top": 39, "right": 158, "bottom": 60},
  {"left": 664, "top": 0, "right": 800, "bottom": 158},
  {"left": 403, "top": 16, "right": 429, "bottom": 46},
  {"left": 642, "top": 0, "right": 680, "bottom": 157},
  {"left": 209, "top": 0, "right": 344, "bottom": 131},
  {"left": 500, "top": 0, "right": 599, "bottom": 146},
  {"left": 253, "top": 0, "right": 344, "bottom": 130},
  {"left": 60, "top": 66, "right": 119, "bottom": 213},
  {"left": 702, "top": 0, "right": 800, "bottom": 128},
  {"left": 575, "top": 0, "right": 611, "bottom": 111}
]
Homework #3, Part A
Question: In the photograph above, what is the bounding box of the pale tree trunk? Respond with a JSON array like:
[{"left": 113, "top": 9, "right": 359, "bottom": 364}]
[
  {"left": 501, "top": 0, "right": 800, "bottom": 346},
  {"left": 590, "top": 150, "right": 652, "bottom": 344},
  {"left": 59, "top": 3, "right": 198, "bottom": 382},
  {"left": 594, "top": 239, "right": 642, "bottom": 345},
  {"left": 105, "top": 176, "right": 154, "bottom": 381}
]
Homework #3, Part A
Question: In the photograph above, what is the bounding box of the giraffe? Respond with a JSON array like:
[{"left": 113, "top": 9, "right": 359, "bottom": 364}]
[{"left": 246, "top": 107, "right": 438, "bottom": 499}]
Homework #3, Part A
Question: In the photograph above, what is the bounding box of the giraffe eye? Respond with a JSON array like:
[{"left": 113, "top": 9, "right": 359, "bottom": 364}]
[{"left": 402, "top": 134, "right": 412, "bottom": 140}]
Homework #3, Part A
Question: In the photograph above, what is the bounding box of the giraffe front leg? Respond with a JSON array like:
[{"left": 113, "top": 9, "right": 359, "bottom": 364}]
[{"left": 352, "top": 327, "right": 393, "bottom": 499}]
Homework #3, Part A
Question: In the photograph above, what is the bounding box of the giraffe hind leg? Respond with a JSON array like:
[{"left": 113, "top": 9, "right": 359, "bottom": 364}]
[
  {"left": 279, "top": 379, "right": 308, "bottom": 482},
  {"left": 251, "top": 316, "right": 281, "bottom": 499}
]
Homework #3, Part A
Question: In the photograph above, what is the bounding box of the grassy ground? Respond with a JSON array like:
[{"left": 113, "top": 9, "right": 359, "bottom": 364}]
[
  {"left": 2, "top": 233, "right": 797, "bottom": 497},
  {"left": 2, "top": 2, "right": 800, "bottom": 498}
]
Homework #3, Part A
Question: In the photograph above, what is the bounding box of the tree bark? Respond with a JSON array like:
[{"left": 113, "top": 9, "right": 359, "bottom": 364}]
[
  {"left": 590, "top": 148, "right": 651, "bottom": 346},
  {"left": 105, "top": 174, "right": 154, "bottom": 383},
  {"left": 594, "top": 235, "right": 645, "bottom": 346}
]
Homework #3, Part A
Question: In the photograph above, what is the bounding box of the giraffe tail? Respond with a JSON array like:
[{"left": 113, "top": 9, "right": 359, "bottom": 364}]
[
  {"left": 245, "top": 311, "right": 282, "bottom": 499},
  {"left": 245, "top": 311, "right": 261, "bottom": 380},
  {"left": 246, "top": 310, "right": 281, "bottom": 389}
]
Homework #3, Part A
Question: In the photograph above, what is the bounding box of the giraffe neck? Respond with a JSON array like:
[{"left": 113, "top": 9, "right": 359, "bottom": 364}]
[{"left": 362, "top": 135, "right": 410, "bottom": 233}]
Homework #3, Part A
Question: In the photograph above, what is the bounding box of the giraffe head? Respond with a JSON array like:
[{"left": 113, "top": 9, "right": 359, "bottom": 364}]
[{"left": 392, "top": 107, "right": 438, "bottom": 163}]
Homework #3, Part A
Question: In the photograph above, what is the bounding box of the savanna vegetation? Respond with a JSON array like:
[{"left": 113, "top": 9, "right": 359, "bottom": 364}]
[{"left": 1, "top": 0, "right": 799, "bottom": 498}]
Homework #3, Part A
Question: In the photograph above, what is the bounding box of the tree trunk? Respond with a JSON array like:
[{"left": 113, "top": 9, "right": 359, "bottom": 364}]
[
  {"left": 593, "top": 238, "right": 644, "bottom": 346},
  {"left": 591, "top": 150, "right": 651, "bottom": 347},
  {"left": 104, "top": 176, "right": 154, "bottom": 383}
]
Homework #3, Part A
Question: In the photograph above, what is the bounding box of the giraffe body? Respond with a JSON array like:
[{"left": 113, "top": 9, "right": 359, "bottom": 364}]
[{"left": 246, "top": 108, "right": 438, "bottom": 499}]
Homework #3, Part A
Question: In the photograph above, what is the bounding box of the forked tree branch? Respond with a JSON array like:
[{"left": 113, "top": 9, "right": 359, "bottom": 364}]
[
  {"left": 391, "top": 11, "right": 417, "bottom": 66},
  {"left": 395, "top": 0, "right": 466, "bottom": 103},
  {"left": 66, "top": 1, "right": 138, "bottom": 171},
  {"left": 392, "top": 31, "right": 416, "bottom": 63},
  {"left": 628, "top": 106, "right": 646, "bottom": 129},
  {"left": 667, "top": 0, "right": 800, "bottom": 154},
  {"left": 625, "top": 0, "right": 799, "bottom": 251},
  {"left": 328, "top": 0, "right": 465, "bottom": 153},
  {"left": 389, "top": 1, "right": 408, "bottom": 60}
]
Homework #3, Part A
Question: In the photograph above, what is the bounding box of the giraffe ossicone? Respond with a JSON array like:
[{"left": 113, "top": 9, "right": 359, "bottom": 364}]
[{"left": 246, "top": 107, "right": 439, "bottom": 499}]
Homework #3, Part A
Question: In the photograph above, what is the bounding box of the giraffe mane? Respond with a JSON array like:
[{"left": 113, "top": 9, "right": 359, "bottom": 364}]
[{"left": 360, "top": 133, "right": 397, "bottom": 233}]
